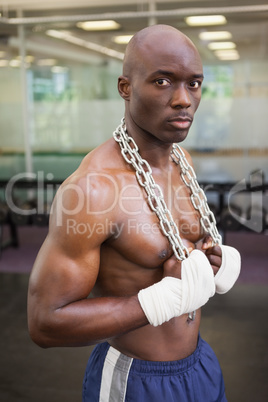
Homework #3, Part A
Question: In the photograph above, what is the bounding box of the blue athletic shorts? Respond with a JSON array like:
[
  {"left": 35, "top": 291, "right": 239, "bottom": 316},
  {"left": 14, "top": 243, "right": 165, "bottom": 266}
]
[{"left": 82, "top": 335, "right": 227, "bottom": 401}]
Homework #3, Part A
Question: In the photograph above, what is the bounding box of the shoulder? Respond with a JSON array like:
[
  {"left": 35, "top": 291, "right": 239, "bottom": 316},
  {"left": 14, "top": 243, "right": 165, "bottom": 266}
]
[
  {"left": 175, "top": 145, "right": 194, "bottom": 167},
  {"left": 81, "top": 137, "right": 128, "bottom": 171},
  {"left": 181, "top": 146, "right": 193, "bottom": 161},
  {"left": 63, "top": 138, "right": 125, "bottom": 186},
  {"left": 51, "top": 138, "right": 132, "bottom": 224},
  {"left": 47, "top": 139, "right": 126, "bottom": 250}
]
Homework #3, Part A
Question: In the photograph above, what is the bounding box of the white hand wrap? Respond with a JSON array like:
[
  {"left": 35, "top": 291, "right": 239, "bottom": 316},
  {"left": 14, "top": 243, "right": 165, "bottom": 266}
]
[
  {"left": 138, "top": 250, "right": 215, "bottom": 327},
  {"left": 215, "top": 245, "right": 241, "bottom": 294}
]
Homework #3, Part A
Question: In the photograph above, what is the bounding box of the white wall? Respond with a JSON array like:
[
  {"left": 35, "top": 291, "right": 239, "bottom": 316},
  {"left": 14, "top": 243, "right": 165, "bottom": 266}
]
[{"left": 0, "top": 59, "right": 267, "bottom": 181}]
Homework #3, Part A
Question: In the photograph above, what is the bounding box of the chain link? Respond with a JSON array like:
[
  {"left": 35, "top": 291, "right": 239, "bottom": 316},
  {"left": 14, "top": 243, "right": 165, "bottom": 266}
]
[
  {"left": 113, "top": 118, "right": 222, "bottom": 262},
  {"left": 171, "top": 145, "right": 222, "bottom": 246}
]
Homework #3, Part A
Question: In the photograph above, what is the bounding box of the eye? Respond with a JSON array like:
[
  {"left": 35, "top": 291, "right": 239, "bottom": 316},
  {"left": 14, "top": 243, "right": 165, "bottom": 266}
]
[
  {"left": 155, "top": 78, "right": 170, "bottom": 87},
  {"left": 189, "top": 80, "right": 202, "bottom": 89}
]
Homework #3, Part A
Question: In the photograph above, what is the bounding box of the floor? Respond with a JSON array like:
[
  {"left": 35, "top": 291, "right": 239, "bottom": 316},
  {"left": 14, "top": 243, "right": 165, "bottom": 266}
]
[{"left": 0, "top": 225, "right": 267, "bottom": 402}]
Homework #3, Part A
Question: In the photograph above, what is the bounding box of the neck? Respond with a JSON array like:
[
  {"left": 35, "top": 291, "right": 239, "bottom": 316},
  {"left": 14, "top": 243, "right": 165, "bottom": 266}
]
[{"left": 124, "top": 117, "right": 173, "bottom": 170}]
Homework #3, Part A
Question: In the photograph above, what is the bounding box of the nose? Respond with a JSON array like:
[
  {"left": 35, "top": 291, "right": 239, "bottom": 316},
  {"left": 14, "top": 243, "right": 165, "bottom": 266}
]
[{"left": 170, "top": 85, "right": 191, "bottom": 109}]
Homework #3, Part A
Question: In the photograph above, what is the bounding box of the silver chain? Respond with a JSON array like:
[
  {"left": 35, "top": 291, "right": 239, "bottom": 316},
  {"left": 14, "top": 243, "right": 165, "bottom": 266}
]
[
  {"left": 113, "top": 118, "right": 222, "bottom": 262},
  {"left": 170, "top": 145, "right": 222, "bottom": 248}
]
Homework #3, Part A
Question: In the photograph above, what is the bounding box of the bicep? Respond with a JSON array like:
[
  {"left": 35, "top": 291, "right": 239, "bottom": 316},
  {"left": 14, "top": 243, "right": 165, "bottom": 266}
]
[
  {"left": 28, "top": 173, "right": 115, "bottom": 312},
  {"left": 28, "top": 230, "right": 101, "bottom": 317}
]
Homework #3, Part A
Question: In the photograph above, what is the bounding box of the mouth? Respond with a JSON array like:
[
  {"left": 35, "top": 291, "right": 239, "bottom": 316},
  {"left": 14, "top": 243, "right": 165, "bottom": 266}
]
[{"left": 167, "top": 116, "right": 193, "bottom": 130}]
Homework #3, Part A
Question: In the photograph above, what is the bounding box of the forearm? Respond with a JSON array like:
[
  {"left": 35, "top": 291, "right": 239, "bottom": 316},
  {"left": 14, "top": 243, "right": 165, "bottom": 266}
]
[{"left": 28, "top": 294, "right": 148, "bottom": 348}]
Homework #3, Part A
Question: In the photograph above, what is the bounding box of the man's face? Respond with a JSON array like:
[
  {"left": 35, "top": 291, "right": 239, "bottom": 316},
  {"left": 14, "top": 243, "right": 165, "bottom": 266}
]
[{"left": 126, "top": 34, "right": 204, "bottom": 144}]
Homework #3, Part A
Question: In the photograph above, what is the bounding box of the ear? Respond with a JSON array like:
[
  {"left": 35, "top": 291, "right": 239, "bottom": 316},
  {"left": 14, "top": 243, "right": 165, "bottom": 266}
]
[{"left": 118, "top": 75, "right": 131, "bottom": 101}]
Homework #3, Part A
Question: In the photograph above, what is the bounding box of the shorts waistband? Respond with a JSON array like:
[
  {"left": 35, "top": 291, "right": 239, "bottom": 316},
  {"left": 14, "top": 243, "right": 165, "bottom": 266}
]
[{"left": 107, "top": 335, "right": 202, "bottom": 376}]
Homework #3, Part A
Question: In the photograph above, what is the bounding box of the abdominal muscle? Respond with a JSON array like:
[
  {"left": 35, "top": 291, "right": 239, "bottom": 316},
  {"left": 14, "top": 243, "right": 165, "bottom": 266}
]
[
  {"left": 98, "top": 221, "right": 202, "bottom": 361},
  {"left": 109, "top": 309, "right": 201, "bottom": 361}
]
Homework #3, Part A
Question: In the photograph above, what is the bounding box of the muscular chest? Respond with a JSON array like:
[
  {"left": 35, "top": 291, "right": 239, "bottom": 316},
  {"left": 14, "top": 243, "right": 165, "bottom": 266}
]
[{"left": 109, "top": 172, "right": 202, "bottom": 268}]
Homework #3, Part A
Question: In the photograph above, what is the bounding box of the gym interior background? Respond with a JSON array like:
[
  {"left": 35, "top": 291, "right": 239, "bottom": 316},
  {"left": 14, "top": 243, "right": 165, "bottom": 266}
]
[{"left": 0, "top": 1, "right": 267, "bottom": 401}]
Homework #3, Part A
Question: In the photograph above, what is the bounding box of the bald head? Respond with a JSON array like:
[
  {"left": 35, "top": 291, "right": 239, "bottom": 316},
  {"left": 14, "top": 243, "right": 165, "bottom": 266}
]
[
  {"left": 117, "top": 24, "right": 203, "bottom": 145},
  {"left": 123, "top": 24, "right": 200, "bottom": 77}
]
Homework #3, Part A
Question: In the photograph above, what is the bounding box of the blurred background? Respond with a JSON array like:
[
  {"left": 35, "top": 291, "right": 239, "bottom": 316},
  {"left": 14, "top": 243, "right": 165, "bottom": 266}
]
[{"left": 0, "top": 1, "right": 267, "bottom": 401}]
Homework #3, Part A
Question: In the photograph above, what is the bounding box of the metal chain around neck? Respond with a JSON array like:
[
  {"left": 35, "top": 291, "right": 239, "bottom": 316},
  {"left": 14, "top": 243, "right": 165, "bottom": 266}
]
[{"left": 113, "top": 118, "right": 222, "bottom": 261}]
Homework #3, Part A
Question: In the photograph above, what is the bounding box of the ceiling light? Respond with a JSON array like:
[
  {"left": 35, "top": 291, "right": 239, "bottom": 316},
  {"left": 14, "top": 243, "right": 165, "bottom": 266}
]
[
  {"left": 16, "top": 55, "right": 35, "bottom": 63},
  {"left": 113, "top": 35, "right": 133, "bottom": 45},
  {"left": 76, "top": 20, "right": 120, "bottom": 31},
  {"left": 46, "top": 30, "right": 124, "bottom": 61},
  {"left": 46, "top": 29, "right": 64, "bottom": 39},
  {"left": 0, "top": 60, "right": 9, "bottom": 67},
  {"left": 214, "top": 50, "right": 240, "bottom": 60},
  {"left": 51, "top": 66, "right": 68, "bottom": 73},
  {"left": 185, "top": 15, "right": 226, "bottom": 26},
  {"left": 216, "top": 54, "right": 240, "bottom": 60},
  {"left": 208, "top": 41, "right": 236, "bottom": 50},
  {"left": 199, "top": 31, "right": 232, "bottom": 41},
  {"left": 37, "top": 59, "right": 57, "bottom": 66},
  {"left": 9, "top": 59, "right": 21, "bottom": 67},
  {"left": 214, "top": 50, "right": 238, "bottom": 56}
]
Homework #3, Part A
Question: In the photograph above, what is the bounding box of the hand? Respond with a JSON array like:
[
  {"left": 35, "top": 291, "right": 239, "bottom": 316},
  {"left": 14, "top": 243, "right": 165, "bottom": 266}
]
[
  {"left": 163, "top": 242, "right": 194, "bottom": 279},
  {"left": 162, "top": 245, "right": 193, "bottom": 279},
  {"left": 163, "top": 254, "right": 182, "bottom": 279},
  {"left": 202, "top": 236, "right": 222, "bottom": 275}
]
